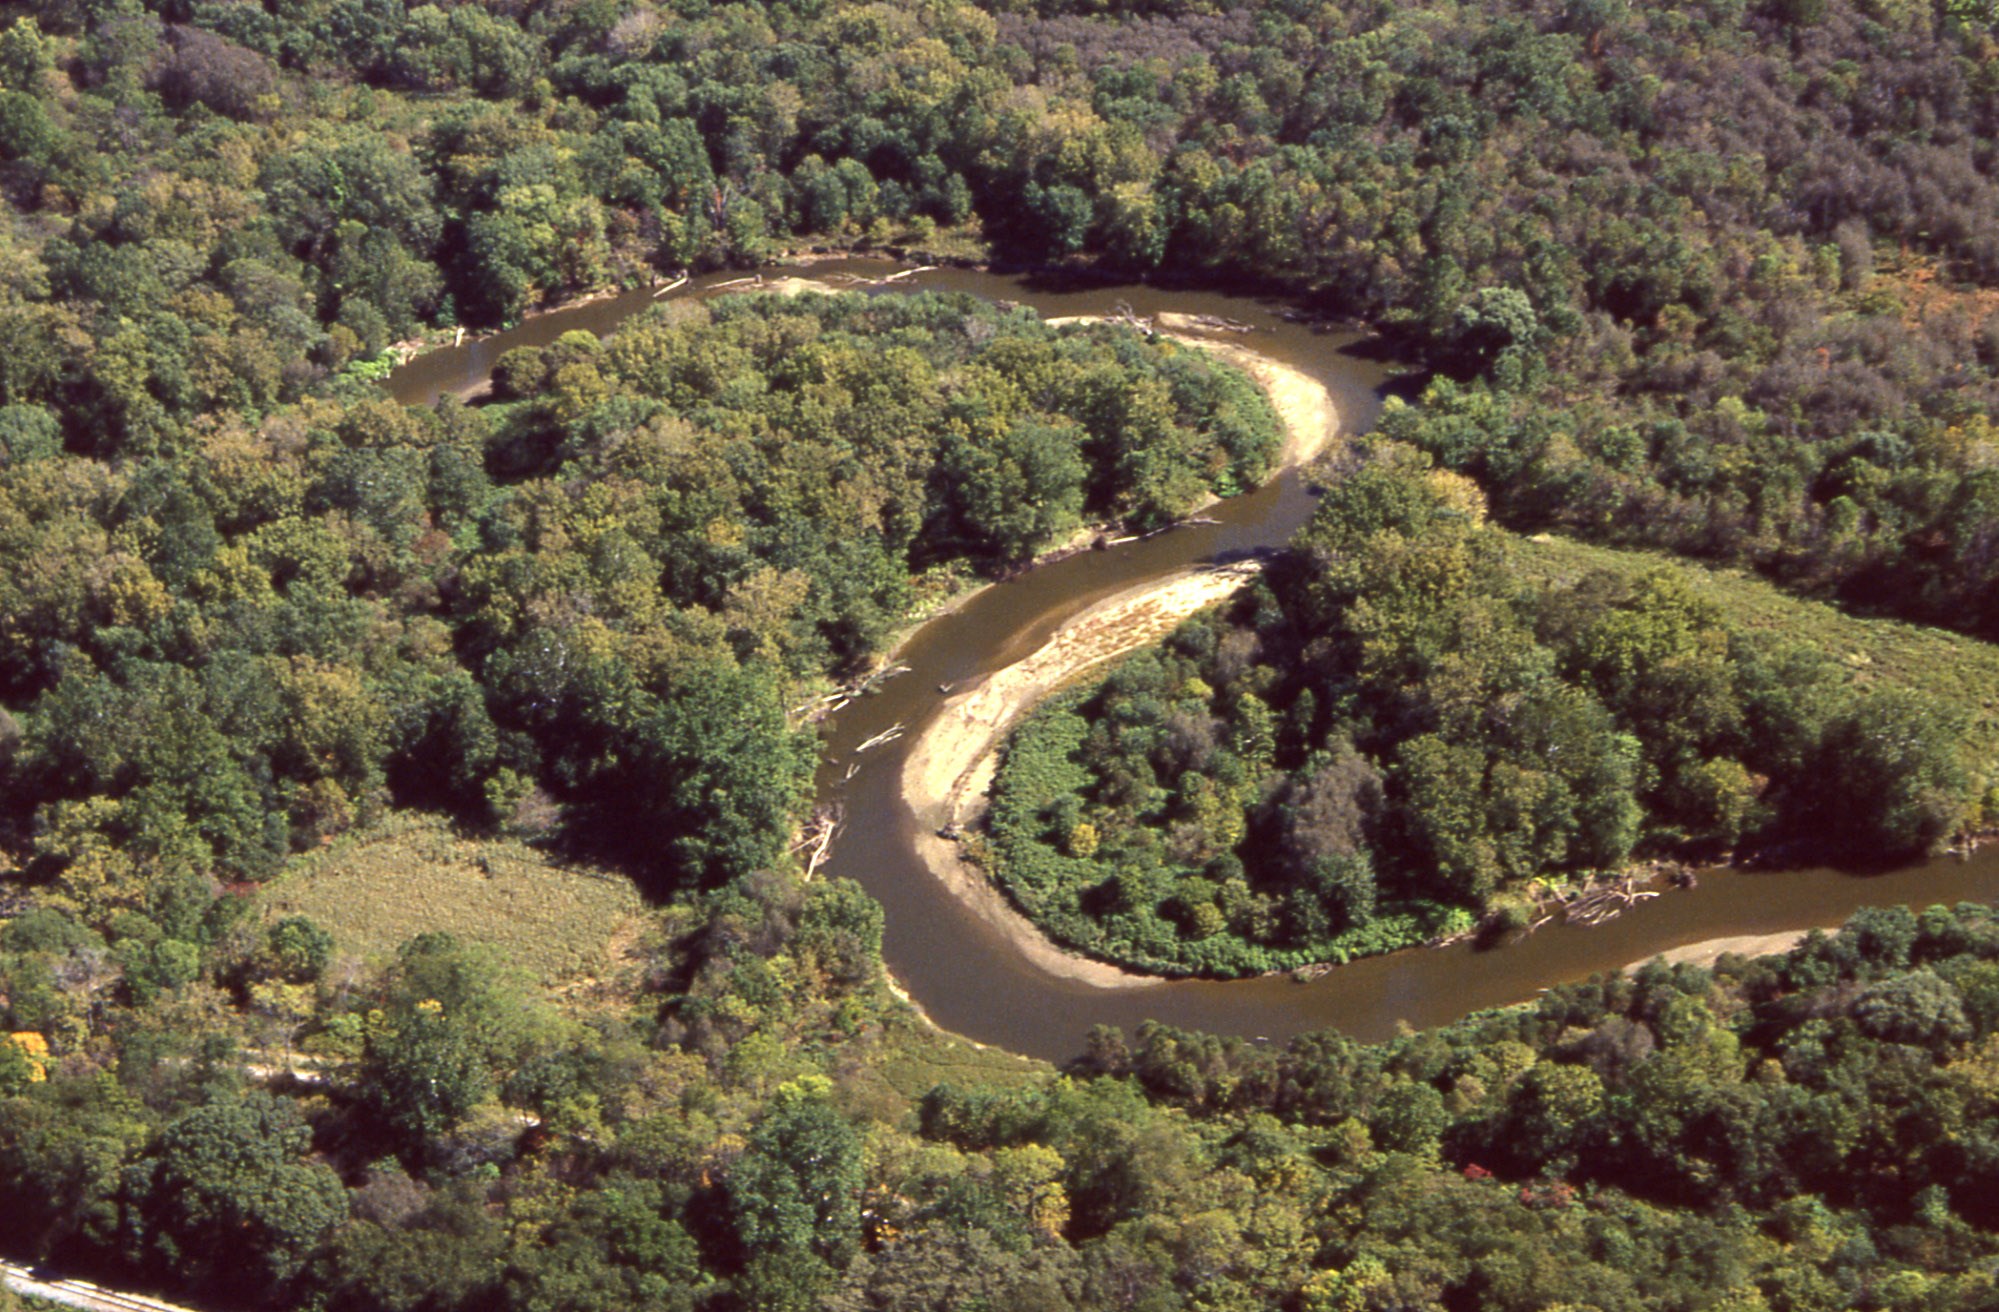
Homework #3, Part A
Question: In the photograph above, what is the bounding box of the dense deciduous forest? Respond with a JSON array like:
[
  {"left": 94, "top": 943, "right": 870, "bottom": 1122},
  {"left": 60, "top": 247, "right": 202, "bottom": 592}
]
[
  {"left": 3, "top": 0, "right": 1999, "bottom": 1307},
  {"left": 987, "top": 440, "right": 1999, "bottom": 976},
  {"left": 0, "top": 289, "right": 1274, "bottom": 920},
  {"left": 14, "top": 883, "right": 1999, "bottom": 1310},
  {"left": 0, "top": 0, "right": 1996, "bottom": 631}
]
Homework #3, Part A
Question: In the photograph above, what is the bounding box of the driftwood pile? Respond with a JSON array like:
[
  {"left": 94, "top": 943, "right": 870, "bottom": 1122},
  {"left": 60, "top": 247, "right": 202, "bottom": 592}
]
[
  {"left": 1105, "top": 301, "right": 1155, "bottom": 334},
  {"left": 1418, "top": 872, "right": 1665, "bottom": 952},
  {"left": 790, "top": 663, "right": 910, "bottom": 725},
  {"left": 792, "top": 805, "right": 843, "bottom": 879},
  {"left": 1541, "top": 873, "right": 1660, "bottom": 928}
]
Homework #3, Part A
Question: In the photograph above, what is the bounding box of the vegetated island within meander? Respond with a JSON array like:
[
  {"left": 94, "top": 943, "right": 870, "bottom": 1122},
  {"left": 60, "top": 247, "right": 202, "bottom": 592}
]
[
  {"left": 976, "top": 431, "right": 1999, "bottom": 980},
  {"left": 4, "top": 286, "right": 1286, "bottom": 929}
]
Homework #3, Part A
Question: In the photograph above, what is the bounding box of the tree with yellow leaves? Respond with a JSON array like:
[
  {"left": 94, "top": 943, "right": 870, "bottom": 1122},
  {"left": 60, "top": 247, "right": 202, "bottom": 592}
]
[{"left": 0, "top": 1030, "right": 47, "bottom": 1093}]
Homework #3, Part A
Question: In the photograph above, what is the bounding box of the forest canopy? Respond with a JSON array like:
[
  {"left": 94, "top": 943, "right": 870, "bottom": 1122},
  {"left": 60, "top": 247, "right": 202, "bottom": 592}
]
[
  {"left": 987, "top": 439, "right": 1999, "bottom": 976},
  {"left": 1, "top": 0, "right": 1999, "bottom": 1308},
  {"left": 0, "top": 288, "right": 1276, "bottom": 917}
]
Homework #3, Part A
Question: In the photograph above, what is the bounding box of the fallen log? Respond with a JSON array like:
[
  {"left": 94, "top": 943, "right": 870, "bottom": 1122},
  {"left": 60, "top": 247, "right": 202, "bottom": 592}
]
[
  {"left": 854, "top": 723, "right": 905, "bottom": 754},
  {"left": 789, "top": 689, "right": 852, "bottom": 717},
  {"left": 858, "top": 662, "right": 910, "bottom": 694},
  {"left": 791, "top": 661, "right": 909, "bottom": 725},
  {"left": 793, "top": 805, "right": 843, "bottom": 879},
  {"left": 1184, "top": 313, "right": 1256, "bottom": 333}
]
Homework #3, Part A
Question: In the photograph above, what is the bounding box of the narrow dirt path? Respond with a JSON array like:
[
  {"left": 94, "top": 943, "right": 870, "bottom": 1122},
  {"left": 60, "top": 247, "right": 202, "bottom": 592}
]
[{"left": 2, "top": 1260, "right": 202, "bottom": 1312}]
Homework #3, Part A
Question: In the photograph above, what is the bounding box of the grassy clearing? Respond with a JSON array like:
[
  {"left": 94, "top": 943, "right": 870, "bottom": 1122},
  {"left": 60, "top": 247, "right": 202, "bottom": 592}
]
[
  {"left": 259, "top": 813, "right": 646, "bottom": 988},
  {"left": 1518, "top": 534, "right": 1999, "bottom": 737},
  {"left": 854, "top": 1009, "right": 1049, "bottom": 1105},
  {"left": 780, "top": 220, "right": 991, "bottom": 267}
]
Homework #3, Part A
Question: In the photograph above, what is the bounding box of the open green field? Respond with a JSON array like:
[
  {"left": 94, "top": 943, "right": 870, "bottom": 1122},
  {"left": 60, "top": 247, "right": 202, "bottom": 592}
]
[{"left": 258, "top": 815, "right": 646, "bottom": 988}]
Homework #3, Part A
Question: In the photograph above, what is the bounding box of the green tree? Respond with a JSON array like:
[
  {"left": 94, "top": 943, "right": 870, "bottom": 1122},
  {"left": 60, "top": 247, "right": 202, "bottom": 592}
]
[
  {"left": 266, "top": 916, "right": 334, "bottom": 983},
  {"left": 1496, "top": 1061, "right": 1606, "bottom": 1176},
  {"left": 793, "top": 878, "right": 885, "bottom": 991},
  {"left": 944, "top": 416, "right": 1089, "bottom": 565},
  {"left": 504, "top": 1181, "right": 703, "bottom": 1312},
  {"left": 1370, "top": 1082, "right": 1448, "bottom": 1157},
  {"left": 1449, "top": 286, "right": 1541, "bottom": 378},
  {"left": 359, "top": 934, "right": 560, "bottom": 1157},
  {"left": 0, "top": 17, "right": 53, "bottom": 92},
  {"left": 1814, "top": 692, "right": 1972, "bottom": 856},
  {"left": 364, "top": 995, "right": 494, "bottom": 1154},
  {"left": 731, "top": 1076, "right": 864, "bottom": 1269},
  {"left": 1025, "top": 183, "right": 1092, "bottom": 258},
  {"left": 0, "top": 1039, "right": 37, "bottom": 1096},
  {"left": 629, "top": 661, "right": 814, "bottom": 888},
  {"left": 125, "top": 1093, "right": 347, "bottom": 1297},
  {"left": 1854, "top": 969, "right": 1970, "bottom": 1051}
]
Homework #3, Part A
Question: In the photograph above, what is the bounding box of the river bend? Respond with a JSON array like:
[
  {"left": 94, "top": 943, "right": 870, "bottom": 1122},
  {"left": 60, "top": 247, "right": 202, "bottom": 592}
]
[{"left": 390, "top": 260, "right": 1999, "bottom": 1062}]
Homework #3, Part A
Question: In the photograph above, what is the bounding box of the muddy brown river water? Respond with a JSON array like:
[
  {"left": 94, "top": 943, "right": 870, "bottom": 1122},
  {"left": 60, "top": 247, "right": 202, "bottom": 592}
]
[{"left": 390, "top": 259, "right": 1999, "bottom": 1062}]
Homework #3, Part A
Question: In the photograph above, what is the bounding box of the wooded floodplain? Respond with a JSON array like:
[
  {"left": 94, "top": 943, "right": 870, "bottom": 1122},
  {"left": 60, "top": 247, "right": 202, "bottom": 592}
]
[
  {"left": 987, "top": 442, "right": 1999, "bottom": 977},
  {"left": 4, "top": 0, "right": 1999, "bottom": 1309}
]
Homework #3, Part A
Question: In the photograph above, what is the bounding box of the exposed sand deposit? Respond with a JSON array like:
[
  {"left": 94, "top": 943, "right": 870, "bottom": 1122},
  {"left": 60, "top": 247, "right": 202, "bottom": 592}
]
[
  {"left": 1154, "top": 316, "right": 1341, "bottom": 470},
  {"left": 1630, "top": 929, "right": 1815, "bottom": 972},
  {"left": 882, "top": 325, "right": 1338, "bottom": 660},
  {"left": 899, "top": 321, "right": 1342, "bottom": 986},
  {"left": 758, "top": 275, "right": 845, "bottom": 297},
  {"left": 904, "top": 564, "right": 1266, "bottom": 986}
]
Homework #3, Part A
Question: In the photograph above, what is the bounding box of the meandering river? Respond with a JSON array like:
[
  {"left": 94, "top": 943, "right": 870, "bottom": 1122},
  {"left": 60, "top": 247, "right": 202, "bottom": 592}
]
[{"left": 390, "top": 259, "right": 1999, "bottom": 1062}]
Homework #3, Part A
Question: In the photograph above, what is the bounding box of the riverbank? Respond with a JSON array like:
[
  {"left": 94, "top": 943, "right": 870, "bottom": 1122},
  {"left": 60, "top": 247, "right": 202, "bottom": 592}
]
[
  {"left": 385, "top": 252, "right": 869, "bottom": 365},
  {"left": 1155, "top": 316, "right": 1340, "bottom": 472},
  {"left": 1045, "top": 314, "right": 1339, "bottom": 475},
  {"left": 380, "top": 257, "right": 1999, "bottom": 1059},
  {"left": 402, "top": 265, "right": 974, "bottom": 403},
  {"left": 386, "top": 281, "right": 644, "bottom": 367},
  {"left": 897, "top": 326, "right": 1342, "bottom": 988}
]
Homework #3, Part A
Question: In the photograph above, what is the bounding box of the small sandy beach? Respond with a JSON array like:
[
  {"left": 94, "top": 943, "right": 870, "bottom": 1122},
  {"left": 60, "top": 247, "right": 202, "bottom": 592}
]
[
  {"left": 1629, "top": 929, "right": 1816, "bottom": 972},
  {"left": 903, "top": 564, "right": 1266, "bottom": 987},
  {"left": 1153, "top": 315, "right": 1340, "bottom": 470},
  {"left": 899, "top": 321, "right": 1342, "bottom": 987}
]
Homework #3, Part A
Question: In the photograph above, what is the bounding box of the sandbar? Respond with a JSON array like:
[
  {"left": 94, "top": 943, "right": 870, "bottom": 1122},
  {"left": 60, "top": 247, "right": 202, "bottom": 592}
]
[{"left": 897, "top": 322, "right": 1341, "bottom": 987}]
